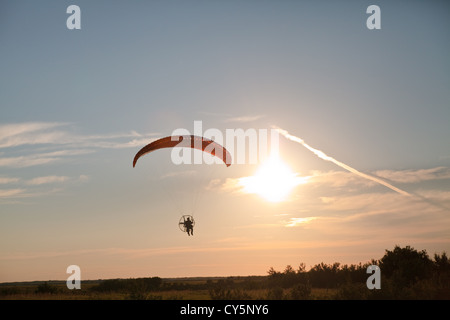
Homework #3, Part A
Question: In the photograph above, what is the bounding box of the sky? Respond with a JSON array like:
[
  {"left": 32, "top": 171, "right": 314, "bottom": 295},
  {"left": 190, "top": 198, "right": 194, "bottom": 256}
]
[{"left": 1, "top": 0, "right": 449, "bottom": 282}]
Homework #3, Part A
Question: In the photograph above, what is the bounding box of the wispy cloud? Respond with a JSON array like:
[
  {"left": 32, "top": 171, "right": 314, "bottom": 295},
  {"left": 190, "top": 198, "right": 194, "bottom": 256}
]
[
  {"left": 308, "top": 170, "right": 375, "bottom": 188},
  {"left": 25, "top": 176, "right": 69, "bottom": 186},
  {"left": 374, "top": 167, "right": 450, "bottom": 184},
  {"left": 0, "top": 122, "right": 158, "bottom": 168},
  {"left": 0, "top": 121, "right": 148, "bottom": 201},
  {"left": 0, "top": 122, "right": 157, "bottom": 150},
  {"left": 198, "top": 111, "right": 232, "bottom": 118},
  {"left": 0, "top": 154, "right": 60, "bottom": 167},
  {"left": 0, "top": 122, "right": 67, "bottom": 148},
  {"left": 224, "top": 115, "right": 266, "bottom": 123},
  {"left": 0, "top": 188, "right": 26, "bottom": 198},
  {"left": 160, "top": 170, "right": 197, "bottom": 180},
  {"left": 0, "top": 177, "right": 20, "bottom": 184},
  {"left": 284, "top": 217, "right": 317, "bottom": 227},
  {"left": 0, "top": 174, "right": 89, "bottom": 201},
  {"left": 0, "top": 149, "right": 94, "bottom": 168},
  {"left": 274, "top": 127, "right": 450, "bottom": 212}
]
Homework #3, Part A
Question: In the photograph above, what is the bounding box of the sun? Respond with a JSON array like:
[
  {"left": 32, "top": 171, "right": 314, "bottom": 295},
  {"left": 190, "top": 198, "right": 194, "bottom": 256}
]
[{"left": 239, "top": 153, "right": 307, "bottom": 202}]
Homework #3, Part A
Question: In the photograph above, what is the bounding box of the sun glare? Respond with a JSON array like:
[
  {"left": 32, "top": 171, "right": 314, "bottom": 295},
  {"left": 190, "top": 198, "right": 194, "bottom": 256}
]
[{"left": 239, "top": 154, "right": 307, "bottom": 202}]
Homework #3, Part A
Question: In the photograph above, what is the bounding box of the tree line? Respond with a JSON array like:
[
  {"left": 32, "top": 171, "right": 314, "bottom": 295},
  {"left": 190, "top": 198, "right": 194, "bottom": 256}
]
[
  {"left": 262, "top": 245, "right": 450, "bottom": 299},
  {"left": 2, "top": 245, "right": 449, "bottom": 299}
]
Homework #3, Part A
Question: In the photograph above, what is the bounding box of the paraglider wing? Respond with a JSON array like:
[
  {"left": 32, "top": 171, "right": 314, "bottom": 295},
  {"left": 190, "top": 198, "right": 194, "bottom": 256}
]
[{"left": 133, "top": 135, "right": 232, "bottom": 167}]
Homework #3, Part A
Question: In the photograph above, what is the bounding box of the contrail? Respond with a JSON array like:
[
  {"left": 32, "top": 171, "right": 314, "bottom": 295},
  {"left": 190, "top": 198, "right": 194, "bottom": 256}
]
[{"left": 275, "top": 127, "right": 412, "bottom": 197}]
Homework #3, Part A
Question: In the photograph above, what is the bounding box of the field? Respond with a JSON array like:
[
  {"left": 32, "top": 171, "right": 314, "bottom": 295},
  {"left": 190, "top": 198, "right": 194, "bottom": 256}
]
[
  {"left": 0, "top": 277, "right": 339, "bottom": 300},
  {"left": 2, "top": 246, "right": 449, "bottom": 300}
]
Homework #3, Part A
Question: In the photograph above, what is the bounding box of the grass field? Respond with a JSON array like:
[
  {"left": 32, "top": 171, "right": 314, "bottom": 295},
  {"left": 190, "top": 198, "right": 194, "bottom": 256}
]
[
  {"left": 2, "top": 246, "right": 449, "bottom": 300},
  {"left": 0, "top": 277, "right": 338, "bottom": 300}
]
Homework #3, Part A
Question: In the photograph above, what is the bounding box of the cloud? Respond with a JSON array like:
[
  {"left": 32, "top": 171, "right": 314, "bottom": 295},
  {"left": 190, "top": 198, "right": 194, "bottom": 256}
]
[
  {"left": 78, "top": 174, "right": 90, "bottom": 182},
  {"left": 198, "top": 111, "right": 232, "bottom": 118},
  {"left": 0, "top": 174, "right": 90, "bottom": 201},
  {"left": 0, "top": 188, "right": 26, "bottom": 198},
  {"left": 0, "top": 122, "right": 157, "bottom": 150},
  {"left": 317, "top": 190, "right": 449, "bottom": 229},
  {"left": 284, "top": 217, "right": 317, "bottom": 227},
  {"left": 0, "top": 122, "right": 158, "bottom": 168},
  {"left": 71, "top": 133, "right": 159, "bottom": 149},
  {"left": 26, "top": 176, "right": 69, "bottom": 186},
  {"left": 160, "top": 170, "right": 197, "bottom": 180},
  {"left": 0, "top": 154, "right": 60, "bottom": 167},
  {"left": 224, "top": 115, "right": 266, "bottom": 123},
  {"left": 214, "top": 164, "right": 450, "bottom": 221},
  {"left": 0, "top": 121, "right": 133, "bottom": 201},
  {"left": 208, "top": 160, "right": 450, "bottom": 244},
  {"left": 374, "top": 167, "right": 450, "bottom": 184},
  {"left": 213, "top": 177, "right": 245, "bottom": 194},
  {"left": 308, "top": 170, "right": 375, "bottom": 188},
  {"left": 319, "top": 192, "right": 406, "bottom": 213},
  {"left": 0, "top": 122, "right": 67, "bottom": 148},
  {"left": 0, "top": 149, "right": 94, "bottom": 168},
  {"left": 0, "top": 246, "right": 257, "bottom": 262},
  {"left": 0, "top": 177, "right": 20, "bottom": 184}
]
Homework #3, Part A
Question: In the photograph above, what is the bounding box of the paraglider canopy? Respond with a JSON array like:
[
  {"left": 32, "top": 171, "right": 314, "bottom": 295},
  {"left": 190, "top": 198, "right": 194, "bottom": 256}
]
[{"left": 133, "top": 135, "right": 232, "bottom": 168}]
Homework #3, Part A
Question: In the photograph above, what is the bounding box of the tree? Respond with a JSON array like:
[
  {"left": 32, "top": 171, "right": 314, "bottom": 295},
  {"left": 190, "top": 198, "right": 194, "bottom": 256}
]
[{"left": 379, "top": 245, "right": 432, "bottom": 287}]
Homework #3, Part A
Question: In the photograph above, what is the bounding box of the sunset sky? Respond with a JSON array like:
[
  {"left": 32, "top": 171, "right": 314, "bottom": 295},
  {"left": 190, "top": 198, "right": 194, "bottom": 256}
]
[{"left": 1, "top": 0, "right": 449, "bottom": 282}]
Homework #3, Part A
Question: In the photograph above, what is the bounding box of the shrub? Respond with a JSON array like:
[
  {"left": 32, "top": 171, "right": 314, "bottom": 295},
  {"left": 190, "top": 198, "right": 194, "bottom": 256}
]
[
  {"left": 35, "top": 282, "right": 58, "bottom": 294},
  {"left": 289, "top": 283, "right": 312, "bottom": 300},
  {"left": 266, "top": 287, "right": 284, "bottom": 300}
]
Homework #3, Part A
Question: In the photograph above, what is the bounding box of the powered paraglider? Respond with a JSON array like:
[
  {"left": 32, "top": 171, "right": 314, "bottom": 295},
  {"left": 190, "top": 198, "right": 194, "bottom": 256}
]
[{"left": 133, "top": 135, "right": 232, "bottom": 235}]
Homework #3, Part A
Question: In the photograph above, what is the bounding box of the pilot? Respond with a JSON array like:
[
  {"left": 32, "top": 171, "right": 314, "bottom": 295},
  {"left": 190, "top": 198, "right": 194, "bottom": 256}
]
[{"left": 184, "top": 217, "right": 194, "bottom": 236}]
